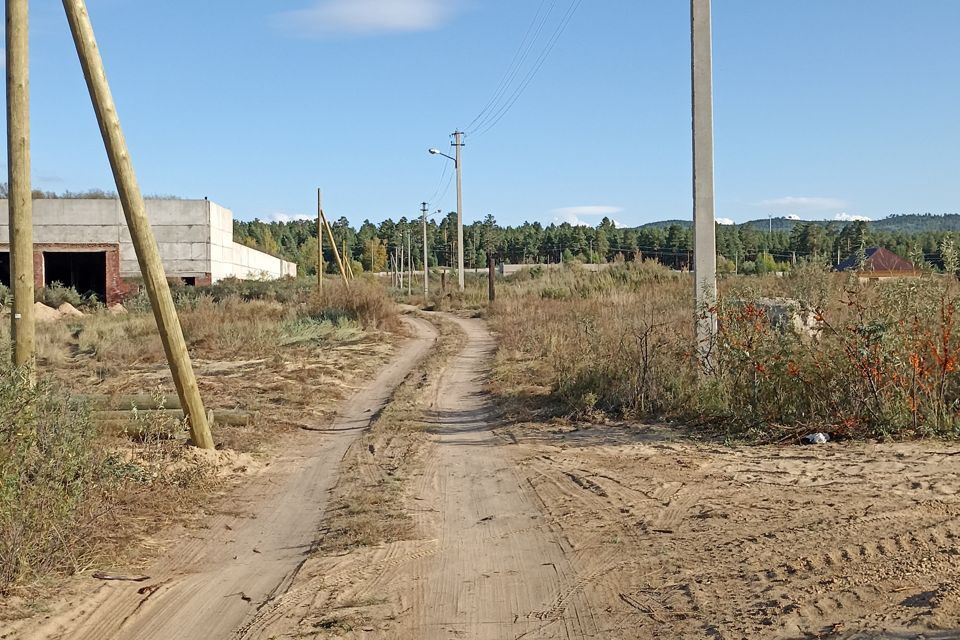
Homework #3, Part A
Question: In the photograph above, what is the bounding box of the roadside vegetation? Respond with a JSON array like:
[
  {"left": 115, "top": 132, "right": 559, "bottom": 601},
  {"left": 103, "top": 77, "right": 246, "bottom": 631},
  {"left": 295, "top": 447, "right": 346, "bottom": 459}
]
[
  {"left": 485, "top": 260, "right": 960, "bottom": 442},
  {"left": 0, "top": 276, "right": 400, "bottom": 596}
]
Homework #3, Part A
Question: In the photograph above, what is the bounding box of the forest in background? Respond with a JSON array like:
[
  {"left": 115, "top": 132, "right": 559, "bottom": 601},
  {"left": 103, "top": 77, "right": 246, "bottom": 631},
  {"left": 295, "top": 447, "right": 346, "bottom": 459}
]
[{"left": 233, "top": 212, "right": 960, "bottom": 276}]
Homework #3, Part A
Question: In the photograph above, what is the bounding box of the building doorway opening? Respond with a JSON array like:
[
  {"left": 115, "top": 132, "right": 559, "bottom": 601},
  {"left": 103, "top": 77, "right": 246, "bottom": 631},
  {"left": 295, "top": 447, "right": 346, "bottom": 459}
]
[
  {"left": 43, "top": 251, "right": 107, "bottom": 302},
  {"left": 0, "top": 252, "right": 9, "bottom": 288}
]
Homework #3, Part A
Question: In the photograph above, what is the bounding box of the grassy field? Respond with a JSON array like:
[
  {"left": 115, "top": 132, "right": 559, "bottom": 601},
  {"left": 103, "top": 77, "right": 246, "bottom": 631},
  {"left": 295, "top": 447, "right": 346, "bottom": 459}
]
[
  {"left": 452, "top": 260, "right": 960, "bottom": 442},
  {"left": 0, "top": 277, "right": 402, "bottom": 596}
]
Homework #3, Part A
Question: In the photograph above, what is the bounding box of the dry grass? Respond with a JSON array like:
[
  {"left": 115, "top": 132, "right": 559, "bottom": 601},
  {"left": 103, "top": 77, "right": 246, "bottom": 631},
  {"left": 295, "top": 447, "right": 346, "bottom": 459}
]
[
  {"left": 489, "top": 260, "right": 960, "bottom": 441},
  {"left": 0, "top": 278, "right": 402, "bottom": 597}
]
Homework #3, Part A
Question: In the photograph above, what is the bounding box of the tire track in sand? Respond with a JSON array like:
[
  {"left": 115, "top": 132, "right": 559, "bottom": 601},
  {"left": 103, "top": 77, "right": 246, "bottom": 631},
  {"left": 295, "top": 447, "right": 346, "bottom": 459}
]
[
  {"left": 16, "top": 316, "right": 438, "bottom": 640},
  {"left": 398, "top": 315, "right": 600, "bottom": 639}
]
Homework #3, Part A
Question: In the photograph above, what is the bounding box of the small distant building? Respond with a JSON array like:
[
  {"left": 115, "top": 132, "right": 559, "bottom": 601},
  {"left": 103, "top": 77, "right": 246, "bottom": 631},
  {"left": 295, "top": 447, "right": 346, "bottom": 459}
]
[
  {"left": 836, "top": 247, "right": 918, "bottom": 280},
  {"left": 0, "top": 198, "right": 296, "bottom": 304}
]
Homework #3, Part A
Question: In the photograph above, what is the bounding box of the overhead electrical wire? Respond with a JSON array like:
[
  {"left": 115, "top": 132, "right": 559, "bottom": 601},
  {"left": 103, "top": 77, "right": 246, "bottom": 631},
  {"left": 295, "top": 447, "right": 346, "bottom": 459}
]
[
  {"left": 467, "top": 0, "right": 584, "bottom": 138},
  {"left": 427, "top": 160, "right": 450, "bottom": 205},
  {"left": 464, "top": 0, "right": 556, "bottom": 133}
]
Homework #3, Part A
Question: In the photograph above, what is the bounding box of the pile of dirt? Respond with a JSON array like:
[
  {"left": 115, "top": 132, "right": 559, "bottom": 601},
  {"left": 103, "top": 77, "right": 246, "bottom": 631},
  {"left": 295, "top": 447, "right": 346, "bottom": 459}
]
[
  {"left": 58, "top": 302, "right": 85, "bottom": 318},
  {"left": 34, "top": 301, "right": 62, "bottom": 322},
  {"left": 108, "top": 303, "right": 128, "bottom": 315}
]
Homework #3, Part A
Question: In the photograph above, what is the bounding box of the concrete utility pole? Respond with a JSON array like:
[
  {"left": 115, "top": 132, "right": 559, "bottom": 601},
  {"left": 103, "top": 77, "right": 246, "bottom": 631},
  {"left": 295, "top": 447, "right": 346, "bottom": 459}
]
[
  {"left": 6, "top": 0, "right": 35, "bottom": 372},
  {"left": 63, "top": 0, "right": 214, "bottom": 448},
  {"left": 691, "top": 0, "right": 718, "bottom": 369},
  {"left": 421, "top": 202, "right": 429, "bottom": 297},
  {"left": 317, "top": 188, "right": 323, "bottom": 293},
  {"left": 407, "top": 229, "right": 412, "bottom": 296},
  {"left": 453, "top": 131, "right": 465, "bottom": 291}
]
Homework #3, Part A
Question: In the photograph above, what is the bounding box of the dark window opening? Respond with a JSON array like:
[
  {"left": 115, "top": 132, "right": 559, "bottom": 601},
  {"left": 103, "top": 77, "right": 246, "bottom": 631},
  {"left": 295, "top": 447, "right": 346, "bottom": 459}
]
[
  {"left": 44, "top": 251, "right": 107, "bottom": 302},
  {"left": 0, "top": 252, "right": 9, "bottom": 288},
  {"left": 182, "top": 277, "right": 197, "bottom": 287}
]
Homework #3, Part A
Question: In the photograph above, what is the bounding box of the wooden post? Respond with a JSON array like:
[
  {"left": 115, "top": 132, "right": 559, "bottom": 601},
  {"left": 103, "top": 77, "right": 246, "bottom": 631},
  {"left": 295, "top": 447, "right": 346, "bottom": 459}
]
[
  {"left": 6, "top": 0, "right": 35, "bottom": 372},
  {"left": 320, "top": 208, "right": 349, "bottom": 286},
  {"left": 316, "top": 188, "right": 323, "bottom": 293},
  {"left": 488, "top": 253, "right": 496, "bottom": 302},
  {"left": 62, "top": 0, "right": 214, "bottom": 449},
  {"left": 343, "top": 239, "right": 355, "bottom": 279}
]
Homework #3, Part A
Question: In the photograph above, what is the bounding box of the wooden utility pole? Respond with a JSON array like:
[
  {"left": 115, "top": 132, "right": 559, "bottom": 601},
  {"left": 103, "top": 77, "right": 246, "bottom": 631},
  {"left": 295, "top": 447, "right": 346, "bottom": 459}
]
[
  {"left": 6, "top": 0, "right": 36, "bottom": 372},
  {"left": 6, "top": 0, "right": 35, "bottom": 372},
  {"left": 316, "top": 189, "right": 323, "bottom": 293},
  {"left": 62, "top": 0, "right": 214, "bottom": 448},
  {"left": 692, "top": 0, "right": 718, "bottom": 370},
  {"left": 319, "top": 209, "right": 349, "bottom": 286},
  {"left": 342, "top": 239, "right": 355, "bottom": 279},
  {"left": 487, "top": 253, "right": 496, "bottom": 302}
]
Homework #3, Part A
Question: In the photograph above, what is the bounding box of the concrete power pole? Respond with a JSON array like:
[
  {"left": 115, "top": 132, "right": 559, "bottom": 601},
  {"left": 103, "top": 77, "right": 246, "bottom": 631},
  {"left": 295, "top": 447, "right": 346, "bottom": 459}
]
[
  {"left": 691, "top": 0, "right": 718, "bottom": 369},
  {"left": 6, "top": 0, "right": 35, "bottom": 372},
  {"left": 407, "top": 228, "right": 412, "bottom": 296},
  {"left": 421, "top": 202, "right": 429, "bottom": 297},
  {"left": 453, "top": 130, "right": 465, "bottom": 291},
  {"left": 63, "top": 0, "right": 214, "bottom": 448}
]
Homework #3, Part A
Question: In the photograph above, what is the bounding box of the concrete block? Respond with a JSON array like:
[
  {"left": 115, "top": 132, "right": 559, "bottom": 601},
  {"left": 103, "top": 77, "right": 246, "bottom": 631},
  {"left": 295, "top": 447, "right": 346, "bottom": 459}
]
[
  {"left": 145, "top": 200, "right": 209, "bottom": 227},
  {"left": 34, "top": 225, "right": 121, "bottom": 244},
  {"left": 34, "top": 199, "right": 123, "bottom": 227}
]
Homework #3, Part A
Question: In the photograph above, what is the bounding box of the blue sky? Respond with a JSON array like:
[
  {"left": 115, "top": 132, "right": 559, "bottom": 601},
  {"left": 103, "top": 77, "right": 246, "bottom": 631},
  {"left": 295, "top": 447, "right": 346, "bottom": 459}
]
[{"left": 4, "top": 0, "right": 960, "bottom": 227}]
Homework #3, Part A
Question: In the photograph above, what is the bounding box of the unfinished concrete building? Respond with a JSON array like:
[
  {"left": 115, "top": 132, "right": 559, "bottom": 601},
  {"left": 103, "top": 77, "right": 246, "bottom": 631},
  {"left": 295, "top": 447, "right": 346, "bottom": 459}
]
[{"left": 0, "top": 198, "right": 296, "bottom": 304}]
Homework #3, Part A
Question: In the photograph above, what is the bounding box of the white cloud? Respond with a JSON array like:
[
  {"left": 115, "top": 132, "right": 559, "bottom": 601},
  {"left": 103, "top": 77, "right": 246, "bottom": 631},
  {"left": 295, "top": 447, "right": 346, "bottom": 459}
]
[
  {"left": 266, "top": 212, "right": 312, "bottom": 223},
  {"left": 834, "top": 212, "right": 872, "bottom": 222},
  {"left": 274, "top": 0, "right": 467, "bottom": 36},
  {"left": 716, "top": 217, "right": 735, "bottom": 226},
  {"left": 550, "top": 205, "right": 624, "bottom": 227},
  {"left": 757, "top": 196, "right": 846, "bottom": 212}
]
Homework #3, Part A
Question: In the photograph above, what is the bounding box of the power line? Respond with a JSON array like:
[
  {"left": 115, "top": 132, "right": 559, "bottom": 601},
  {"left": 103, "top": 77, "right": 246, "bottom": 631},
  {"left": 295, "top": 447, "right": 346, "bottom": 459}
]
[
  {"left": 427, "top": 160, "right": 450, "bottom": 204},
  {"left": 468, "top": 0, "right": 584, "bottom": 138},
  {"left": 464, "top": 0, "right": 556, "bottom": 133}
]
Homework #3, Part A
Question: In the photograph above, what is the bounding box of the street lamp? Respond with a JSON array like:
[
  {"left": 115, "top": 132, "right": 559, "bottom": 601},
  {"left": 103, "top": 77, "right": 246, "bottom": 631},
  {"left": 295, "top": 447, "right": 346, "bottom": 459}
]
[{"left": 428, "top": 131, "right": 465, "bottom": 291}]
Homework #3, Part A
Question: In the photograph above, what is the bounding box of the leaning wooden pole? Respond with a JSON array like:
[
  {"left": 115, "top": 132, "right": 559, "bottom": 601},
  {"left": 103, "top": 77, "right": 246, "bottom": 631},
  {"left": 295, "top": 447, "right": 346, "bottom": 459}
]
[
  {"left": 320, "top": 209, "right": 349, "bottom": 286},
  {"left": 342, "top": 239, "right": 355, "bottom": 279},
  {"left": 62, "top": 0, "right": 214, "bottom": 449},
  {"left": 6, "top": 0, "right": 35, "bottom": 372},
  {"left": 316, "top": 188, "right": 323, "bottom": 293}
]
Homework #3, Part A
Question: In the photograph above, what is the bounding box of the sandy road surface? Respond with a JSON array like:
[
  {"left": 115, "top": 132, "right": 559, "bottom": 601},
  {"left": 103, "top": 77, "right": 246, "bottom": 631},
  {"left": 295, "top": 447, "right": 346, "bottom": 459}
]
[
  {"left": 240, "top": 315, "right": 600, "bottom": 639},
  {"left": 239, "top": 315, "right": 960, "bottom": 640},
  {"left": 502, "top": 424, "right": 960, "bottom": 639},
  {"left": 399, "top": 316, "right": 598, "bottom": 638},
  {"left": 13, "top": 316, "right": 437, "bottom": 640}
]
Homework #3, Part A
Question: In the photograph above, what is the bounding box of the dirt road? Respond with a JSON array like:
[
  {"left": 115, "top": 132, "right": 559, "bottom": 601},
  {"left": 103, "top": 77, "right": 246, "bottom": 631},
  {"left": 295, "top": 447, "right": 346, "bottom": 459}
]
[
  {"left": 239, "top": 315, "right": 600, "bottom": 639},
  {"left": 16, "top": 313, "right": 960, "bottom": 640},
  {"left": 399, "top": 316, "right": 599, "bottom": 637},
  {"left": 15, "top": 316, "right": 437, "bottom": 640},
  {"left": 232, "top": 315, "right": 960, "bottom": 640}
]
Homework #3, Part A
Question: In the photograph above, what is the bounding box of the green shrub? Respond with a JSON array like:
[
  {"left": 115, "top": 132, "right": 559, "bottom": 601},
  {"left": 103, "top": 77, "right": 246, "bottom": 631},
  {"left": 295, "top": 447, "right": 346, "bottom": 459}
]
[
  {"left": 37, "top": 282, "right": 85, "bottom": 308},
  {"left": 0, "top": 368, "right": 99, "bottom": 590}
]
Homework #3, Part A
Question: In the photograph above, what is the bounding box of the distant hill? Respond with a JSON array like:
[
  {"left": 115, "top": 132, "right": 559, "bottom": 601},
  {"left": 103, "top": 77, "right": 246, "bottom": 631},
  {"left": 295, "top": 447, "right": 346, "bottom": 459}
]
[{"left": 636, "top": 213, "right": 960, "bottom": 233}]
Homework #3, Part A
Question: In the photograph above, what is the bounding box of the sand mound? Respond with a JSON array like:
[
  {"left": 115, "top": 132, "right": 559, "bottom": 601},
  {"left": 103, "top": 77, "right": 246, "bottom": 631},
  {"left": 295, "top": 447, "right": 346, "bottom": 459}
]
[
  {"left": 34, "top": 302, "right": 61, "bottom": 322},
  {"left": 108, "top": 303, "right": 128, "bottom": 315},
  {"left": 57, "top": 302, "right": 84, "bottom": 318}
]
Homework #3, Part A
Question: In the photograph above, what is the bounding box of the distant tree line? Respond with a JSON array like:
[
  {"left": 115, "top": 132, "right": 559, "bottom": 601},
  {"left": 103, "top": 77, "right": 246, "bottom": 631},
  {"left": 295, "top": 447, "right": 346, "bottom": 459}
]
[{"left": 233, "top": 213, "right": 960, "bottom": 276}]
